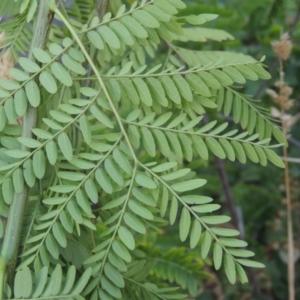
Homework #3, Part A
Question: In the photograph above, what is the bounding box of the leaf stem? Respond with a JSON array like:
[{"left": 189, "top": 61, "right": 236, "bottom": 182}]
[
  {"left": 98, "top": 165, "right": 137, "bottom": 279},
  {"left": 124, "top": 276, "right": 168, "bottom": 300},
  {"left": 54, "top": 7, "right": 138, "bottom": 163},
  {"left": 140, "top": 163, "right": 240, "bottom": 266},
  {"left": 123, "top": 119, "right": 275, "bottom": 148}
]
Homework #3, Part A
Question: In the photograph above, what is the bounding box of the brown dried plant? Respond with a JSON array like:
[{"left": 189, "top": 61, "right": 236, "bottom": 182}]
[
  {"left": 0, "top": 33, "right": 14, "bottom": 80},
  {"left": 268, "top": 32, "right": 296, "bottom": 300}
]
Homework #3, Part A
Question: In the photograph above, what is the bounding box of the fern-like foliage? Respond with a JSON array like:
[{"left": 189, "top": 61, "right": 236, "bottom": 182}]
[
  {"left": 141, "top": 245, "right": 210, "bottom": 297},
  {"left": 0, "top": 0, "right": 37, "bottom": 59},
  {"left": 0, "top": 0, "right": 285, "bottom": 299}
]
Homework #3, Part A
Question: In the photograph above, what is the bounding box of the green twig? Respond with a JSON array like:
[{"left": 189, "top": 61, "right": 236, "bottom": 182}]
[
  {"left": 53, "top": 7, "right": 137, "bottom": 163},
  {"left": 0, "top": 1, "right": 54, "bottom": 298}
]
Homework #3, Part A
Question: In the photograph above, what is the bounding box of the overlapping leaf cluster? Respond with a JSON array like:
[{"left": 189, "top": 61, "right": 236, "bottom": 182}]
[{"left": 0, "top": 0, "right": 285, "bottom": 299}]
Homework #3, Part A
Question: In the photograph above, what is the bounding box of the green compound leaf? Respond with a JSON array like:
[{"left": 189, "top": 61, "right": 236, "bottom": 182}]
[{"left": 5, "top": 1, "right": 282, "bottom": 290}]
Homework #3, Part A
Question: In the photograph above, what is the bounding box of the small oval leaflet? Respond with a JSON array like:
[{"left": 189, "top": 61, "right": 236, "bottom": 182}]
[
  {"left": 128, "top": 200, "right": 154, "bottom": 220},
  {"left": 19, "top": 57, "right": 40, "bottom": 73},
  {"left": 118, "top": 226, "right": 135, "bottom": 250},
  {"left": 135, "top": 173, "right": 157, "bottom": 189},
  {"left": 171, "top": 179, "right": 207, "bottom": 192},
  {"left": 51, "top": 62, "right": 73, "bottom": 87},
  {"left": 191, "top": 204, "right": 221, "bottom": 213},
  {"left": 32, "top": 47, "right": 51, "bottom": 63},
  {"left": 58, "top": 132, "right": 73, "bottom": 161},
  {"left": 25, "top": 80, "right": 40, "bottom": 107},
  {"left": 104, "top": 263, "right": 125, "bottom": 288},
  {"left": 124, "top": 212, "right": 146, "bottom": 234},
  {"left": 112, "top": 240, "right": 131, "bottom": 262}
]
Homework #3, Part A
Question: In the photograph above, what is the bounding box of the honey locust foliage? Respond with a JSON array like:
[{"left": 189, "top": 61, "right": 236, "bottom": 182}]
[{"left": 0, "top": 0, "right": 285, "bottom": 299}]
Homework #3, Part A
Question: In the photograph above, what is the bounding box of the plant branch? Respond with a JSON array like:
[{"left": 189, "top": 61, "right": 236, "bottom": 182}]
[
  {"left": 215, "top": 149, "right": 264, "bottom": 297},
  {"left": 280, "top": 157, "right": 300, "bottom": 164},
  {"left": 202, "top": 113, "right": 262, "bottom": 296},
  {"left": 278, "top": 56, "right": 295, "bottom": 300},
  {"left": 0, "top": 1, "right": 54, "bottom": 297},
  {"left": 214, "top": 158, "right": 239, "bottom": 232},
  {"left": 123, "top": 119, "right": 274, "bottom": 148},
  {"left": 283, "top": 143, "right": 295, "bottom": 300}
]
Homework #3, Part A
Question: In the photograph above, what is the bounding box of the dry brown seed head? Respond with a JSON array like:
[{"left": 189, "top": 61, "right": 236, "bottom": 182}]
[
  {"left": 266, "top": 88, "right": 278, "bottom": 100},
  {"left": 0, "top": 52, "right": 14, "bottom": 79},
  {"left": 280, "top": 85, "right": 293, "bottom": 97},
  {"left": 0, "top": 32, "right": 6, "bottom": 47},
  {"left": 271, "top": 33, "right": 292, "bottom": 60}
]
